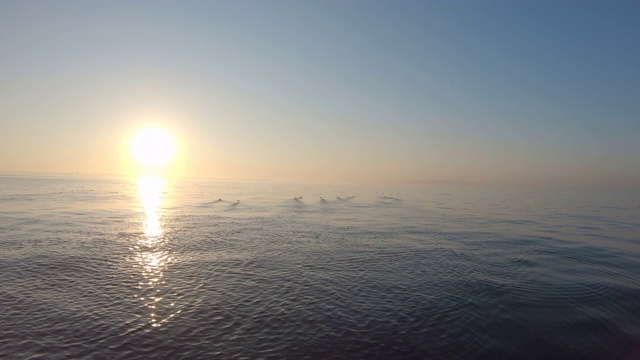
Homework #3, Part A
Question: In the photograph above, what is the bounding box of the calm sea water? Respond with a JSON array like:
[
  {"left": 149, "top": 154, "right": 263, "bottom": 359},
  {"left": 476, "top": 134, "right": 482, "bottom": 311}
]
[{"left": 1, "top": 175, "right": 639, "bottom": 359}]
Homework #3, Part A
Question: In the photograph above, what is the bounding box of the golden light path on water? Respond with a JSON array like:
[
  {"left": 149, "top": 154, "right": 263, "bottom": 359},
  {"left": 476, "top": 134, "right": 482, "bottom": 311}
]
[{"left": 133, "top": 175, "right": 179, "bottom": 327}]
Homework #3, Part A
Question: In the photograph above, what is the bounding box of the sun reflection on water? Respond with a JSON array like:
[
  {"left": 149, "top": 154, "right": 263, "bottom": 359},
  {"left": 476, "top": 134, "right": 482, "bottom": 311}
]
[
  {"left": 140, "top": 175, "right": 164, "bottom": 239},
  {"left": 133, "top": 175, "right": 179, "bottom": 327}
]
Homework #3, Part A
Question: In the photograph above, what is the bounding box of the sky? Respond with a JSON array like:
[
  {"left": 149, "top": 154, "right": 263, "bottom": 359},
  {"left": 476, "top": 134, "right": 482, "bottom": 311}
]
[{"left": 1, "top": 0, "right": 639, "bottom": 188}]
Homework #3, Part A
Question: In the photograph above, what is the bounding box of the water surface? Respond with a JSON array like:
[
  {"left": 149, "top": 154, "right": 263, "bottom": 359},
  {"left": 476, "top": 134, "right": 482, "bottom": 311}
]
[{"left": 1, "top": 176, "right": 639, "bottom": 359}]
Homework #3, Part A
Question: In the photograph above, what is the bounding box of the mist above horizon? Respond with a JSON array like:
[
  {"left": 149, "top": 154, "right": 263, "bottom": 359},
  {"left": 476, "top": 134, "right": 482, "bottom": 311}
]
[{"left": 1, "top": 1, "right": 639, "bottom": 189}]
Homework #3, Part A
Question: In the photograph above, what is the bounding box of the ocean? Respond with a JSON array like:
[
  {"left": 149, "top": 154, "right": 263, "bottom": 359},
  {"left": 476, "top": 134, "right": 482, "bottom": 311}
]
[{"left": 1, "top": 175, "right": 639, "bottom": 359}]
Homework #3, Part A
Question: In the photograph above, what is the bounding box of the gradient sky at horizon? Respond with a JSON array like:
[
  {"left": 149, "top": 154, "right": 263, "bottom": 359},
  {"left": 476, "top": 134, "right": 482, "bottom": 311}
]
[{"left": 1, "top": 1, "right": 639, "bottom": 188}]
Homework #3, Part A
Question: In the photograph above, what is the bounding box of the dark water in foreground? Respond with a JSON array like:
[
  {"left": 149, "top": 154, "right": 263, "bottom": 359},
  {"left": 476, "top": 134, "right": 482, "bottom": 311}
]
[{"left": 1, "top": 176, "right": 639, "bottom": 359}]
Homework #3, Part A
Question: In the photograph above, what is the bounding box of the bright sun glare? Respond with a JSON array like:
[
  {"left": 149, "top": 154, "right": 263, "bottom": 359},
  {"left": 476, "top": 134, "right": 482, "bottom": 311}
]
[{"left": 132, "top": 128, "right": 176, "bottom": 167}]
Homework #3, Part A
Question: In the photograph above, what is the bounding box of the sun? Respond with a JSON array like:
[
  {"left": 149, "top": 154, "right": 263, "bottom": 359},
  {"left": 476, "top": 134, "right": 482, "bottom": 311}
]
[{"left": 132, "top": 127, "right": 176, "bottom": 167}]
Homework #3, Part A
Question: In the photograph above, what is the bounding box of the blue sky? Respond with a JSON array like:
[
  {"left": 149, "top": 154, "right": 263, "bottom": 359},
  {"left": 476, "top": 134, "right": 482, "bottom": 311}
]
[{"left": 1, "top": 1, "right": 639, "bottom": 187}]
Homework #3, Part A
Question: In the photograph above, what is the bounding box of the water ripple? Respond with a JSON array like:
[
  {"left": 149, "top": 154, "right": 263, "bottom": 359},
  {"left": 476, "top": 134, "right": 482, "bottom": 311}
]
[{"left": 1, "top": 177, "right": 639, "bottom": 359}]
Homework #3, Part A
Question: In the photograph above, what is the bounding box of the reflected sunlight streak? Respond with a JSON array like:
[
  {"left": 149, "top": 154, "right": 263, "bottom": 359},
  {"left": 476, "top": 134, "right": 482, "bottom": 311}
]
[
  {"left": 133, "top": 175, "right": 179, "bottom": 327},
  {"left": 139, "top": 175, "right": 164, "bottom": 239}
]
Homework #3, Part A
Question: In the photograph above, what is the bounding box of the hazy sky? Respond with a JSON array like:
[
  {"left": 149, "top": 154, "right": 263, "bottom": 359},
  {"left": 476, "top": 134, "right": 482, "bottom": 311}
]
[{"left": 1, "top": 1, "right": 639, "bottom": 188}]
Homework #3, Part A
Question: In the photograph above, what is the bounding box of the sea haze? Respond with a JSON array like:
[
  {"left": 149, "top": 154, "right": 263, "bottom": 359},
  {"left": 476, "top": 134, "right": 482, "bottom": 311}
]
[{"left": 1, "top": 176, "right": 639, "bottom": 359}]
